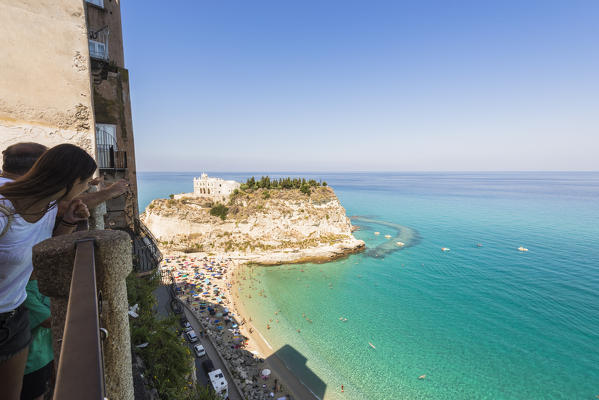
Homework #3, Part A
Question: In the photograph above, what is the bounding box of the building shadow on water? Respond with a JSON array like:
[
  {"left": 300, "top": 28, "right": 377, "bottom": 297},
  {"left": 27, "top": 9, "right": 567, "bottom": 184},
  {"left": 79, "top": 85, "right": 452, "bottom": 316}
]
[{"left": 266, "top": 344, "right": 327, "bottom": 400}]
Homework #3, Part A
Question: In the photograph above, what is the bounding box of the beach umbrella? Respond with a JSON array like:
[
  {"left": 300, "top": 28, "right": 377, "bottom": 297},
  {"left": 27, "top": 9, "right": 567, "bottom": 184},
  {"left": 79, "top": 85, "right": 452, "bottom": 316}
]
[{"left": 261, "top": 369, "right": 271, "bottom": 377}]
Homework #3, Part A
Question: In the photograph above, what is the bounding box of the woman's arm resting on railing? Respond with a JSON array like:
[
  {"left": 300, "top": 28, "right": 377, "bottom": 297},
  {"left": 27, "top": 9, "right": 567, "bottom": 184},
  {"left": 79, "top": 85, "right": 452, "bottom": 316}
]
[
  {"left": 55, "top": 179, "right": 130, "bottom": 217},
  {"left": 53, "top": 200, "right": 90, "bottom": 236}
]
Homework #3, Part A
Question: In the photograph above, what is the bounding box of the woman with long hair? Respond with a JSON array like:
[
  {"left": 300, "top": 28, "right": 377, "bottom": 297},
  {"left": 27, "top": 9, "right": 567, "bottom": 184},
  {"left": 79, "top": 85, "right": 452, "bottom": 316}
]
[{"left": 0, "top": 143, "right": 97, "bottom": 400}]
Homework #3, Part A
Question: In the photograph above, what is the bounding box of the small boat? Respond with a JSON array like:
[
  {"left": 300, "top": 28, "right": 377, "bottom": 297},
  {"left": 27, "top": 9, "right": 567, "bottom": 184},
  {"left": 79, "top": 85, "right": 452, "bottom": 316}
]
[
  {"left": 369, "top": 342, "right": 376, "bottom": 349},
  {"left": 518, "top": 246, "right": 528, "bottom": 252},
  {"left": 384, "top": 235, "right": 391, "bottom": 239},
  {"left": 418, "top": 374, "right": 426, "bottom": 380},
  {"left": 374, "top": 232, "right": 380, "bottom": 236},
  {"left": 441, "top": 247, "right": 450, "bottom": 252},
  {"left": 476, "top": 243, "right": 483, "bottom": 247},
  {"left": 396, "top": 241, "right": 405, "bottom": 247}
]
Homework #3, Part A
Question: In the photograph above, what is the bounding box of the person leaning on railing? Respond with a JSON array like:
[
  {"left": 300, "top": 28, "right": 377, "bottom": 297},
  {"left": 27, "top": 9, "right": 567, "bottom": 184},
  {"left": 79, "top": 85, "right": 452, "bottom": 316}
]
[
  {"left": 0, "top": 144, "right": 96, "bottom": 400},
  {"left": 0, "top": 142, "right": 131, "bottom": 219}
]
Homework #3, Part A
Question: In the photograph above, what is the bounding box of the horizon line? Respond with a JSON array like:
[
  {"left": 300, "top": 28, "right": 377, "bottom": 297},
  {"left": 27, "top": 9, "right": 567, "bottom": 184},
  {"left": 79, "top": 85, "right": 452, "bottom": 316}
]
[{"left": 136, "top": 170, "right": 599, "bottom": 174}]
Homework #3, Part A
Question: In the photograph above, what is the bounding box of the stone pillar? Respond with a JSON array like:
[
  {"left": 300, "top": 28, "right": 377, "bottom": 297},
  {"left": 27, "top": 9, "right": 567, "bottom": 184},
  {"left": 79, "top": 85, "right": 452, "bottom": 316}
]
[
  {"left": 87, "top": 184, "right": 106, "bottom": 230},
  {"left": 33, "top": 230, "right": 134, "bottom": 400}
]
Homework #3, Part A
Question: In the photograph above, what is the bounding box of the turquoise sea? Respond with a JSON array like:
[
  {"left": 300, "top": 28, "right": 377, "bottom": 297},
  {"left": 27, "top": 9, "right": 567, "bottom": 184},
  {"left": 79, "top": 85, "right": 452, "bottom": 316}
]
[{"left": 138, "top": 172, "right": 599, "bottom": 400}]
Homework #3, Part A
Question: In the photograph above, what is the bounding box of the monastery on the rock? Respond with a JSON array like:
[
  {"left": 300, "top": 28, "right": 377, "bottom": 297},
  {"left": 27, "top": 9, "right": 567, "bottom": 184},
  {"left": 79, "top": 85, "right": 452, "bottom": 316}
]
[{"left": 192, "top": 173, "right": 240, "bottom": 202}]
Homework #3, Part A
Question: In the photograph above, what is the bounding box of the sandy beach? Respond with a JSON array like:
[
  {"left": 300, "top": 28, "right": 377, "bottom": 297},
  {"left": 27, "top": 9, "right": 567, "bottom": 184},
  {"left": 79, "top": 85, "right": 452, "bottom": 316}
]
[{"left": 161, "top": 252, "right": 319, "bottom": 400}]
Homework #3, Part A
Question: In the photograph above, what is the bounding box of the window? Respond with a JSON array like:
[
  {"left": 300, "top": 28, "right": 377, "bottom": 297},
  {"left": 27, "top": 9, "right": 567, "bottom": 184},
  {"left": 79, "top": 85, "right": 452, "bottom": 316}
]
[
  {"left": 86, "top": 0, "right": 104, "bottom": 8},
  {"left": 89, "top": 40, "right": 108, "bottom": 60}
]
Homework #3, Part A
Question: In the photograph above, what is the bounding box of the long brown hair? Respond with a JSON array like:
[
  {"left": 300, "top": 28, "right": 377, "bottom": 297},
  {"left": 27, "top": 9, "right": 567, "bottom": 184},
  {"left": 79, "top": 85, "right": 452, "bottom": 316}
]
[{"left": 0, "top": 143, "right": 97, "bottom": 211}]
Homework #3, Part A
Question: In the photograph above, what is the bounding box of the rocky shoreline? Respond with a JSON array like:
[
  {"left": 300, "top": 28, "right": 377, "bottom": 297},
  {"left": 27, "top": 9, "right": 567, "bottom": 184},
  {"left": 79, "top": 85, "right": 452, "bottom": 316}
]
[{"left": 142, "top": 186, "right": 365, "bottom": 260}]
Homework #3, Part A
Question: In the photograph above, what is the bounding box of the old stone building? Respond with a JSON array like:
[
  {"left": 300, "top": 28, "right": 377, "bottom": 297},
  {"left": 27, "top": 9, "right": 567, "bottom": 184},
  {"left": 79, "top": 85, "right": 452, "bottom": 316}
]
[
  {"left": 0, "top": 0, "right": 138, "bottom": 230},
  {"left": 0, "top": 2, "right": 162, "bottom": 398},
  {"left": 85, "top": 0, "right": 138, "bottom": 229},
  {"left": 193, "top": 173, "right": 241, "bottom": 202}
]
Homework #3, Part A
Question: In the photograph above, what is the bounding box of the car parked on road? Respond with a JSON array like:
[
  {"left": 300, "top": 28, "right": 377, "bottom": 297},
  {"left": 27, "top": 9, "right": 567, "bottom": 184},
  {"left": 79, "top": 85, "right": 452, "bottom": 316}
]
[
  {"left": 201, "top": 359, "right": 214, "bottom": 376},
  {"left": 193, "top": 344, "right": 206, "bottom": 357},
  {"left": 186, "top": 330, "right": 198, "bottom": 343}
]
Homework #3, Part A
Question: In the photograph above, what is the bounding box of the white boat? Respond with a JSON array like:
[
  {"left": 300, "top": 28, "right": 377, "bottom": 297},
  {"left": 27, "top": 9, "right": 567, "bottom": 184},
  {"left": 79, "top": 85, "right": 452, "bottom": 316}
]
[
  {"left": 384, "top": 234, "right": 391, "bottom": 239},
  {"left": 396, "top": 241, "right": 405, "bottom": 247},
  {"left": 441, "top": 247, "right": 450, "bottom": 252},
  {"left": 374, "top": 232, "right": 380, "bottom": 235},
  {"left": 518, "top": 246, "right": 529, "bottom": 252}
]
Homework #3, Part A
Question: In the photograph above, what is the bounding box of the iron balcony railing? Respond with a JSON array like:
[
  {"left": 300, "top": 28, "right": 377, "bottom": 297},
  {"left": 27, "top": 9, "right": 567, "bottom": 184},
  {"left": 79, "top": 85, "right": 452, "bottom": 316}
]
[
  {"left": 53, "top": 238, "right": 105, "bottom": 400},
  {"left": 88, "top": 26, "right": 109, "bottom": 60},
  {"left": 133, "top": 218, "right": 163, "bottom": 273},
  {"left": 96, "top": 125, "right": 127, "bottom": 170},
  {"left": 116, "top": 218, "right": 163, "bottom": 273}
]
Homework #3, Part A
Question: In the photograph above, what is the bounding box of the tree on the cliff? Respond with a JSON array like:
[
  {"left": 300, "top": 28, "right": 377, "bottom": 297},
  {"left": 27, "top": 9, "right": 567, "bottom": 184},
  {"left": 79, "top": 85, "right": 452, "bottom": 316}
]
[
  {"left": 210, "top": 203, "right": 229, "bottom": 220},
  {"left": 300, "top": 183, "right": 311, "bottom": 196}
]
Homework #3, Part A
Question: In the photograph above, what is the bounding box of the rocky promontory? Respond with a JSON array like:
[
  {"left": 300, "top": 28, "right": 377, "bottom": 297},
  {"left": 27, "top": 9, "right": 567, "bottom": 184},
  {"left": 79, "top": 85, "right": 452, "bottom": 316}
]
[{"left": 141, "top": 186, "right": 365, "bottom": 264}]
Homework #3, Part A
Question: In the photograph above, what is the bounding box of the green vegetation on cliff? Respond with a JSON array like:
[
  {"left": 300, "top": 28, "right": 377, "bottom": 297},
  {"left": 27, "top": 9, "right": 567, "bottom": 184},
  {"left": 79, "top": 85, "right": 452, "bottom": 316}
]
[
  {"left": 239, "top": 176, "right": 327, "bottom": 195},
  {"left": 126, "top": 274, "right": 220, "bottom": 399},
  {"left": 210, "top": 203, "right": 229, "bottom": 220}
]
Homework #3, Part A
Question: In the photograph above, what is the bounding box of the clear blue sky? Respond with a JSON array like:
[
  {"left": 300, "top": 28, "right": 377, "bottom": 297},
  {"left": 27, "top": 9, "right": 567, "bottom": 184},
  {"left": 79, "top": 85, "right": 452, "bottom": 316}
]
[{"left": 121, "top": 0, "right": 598, "bottom": 172}]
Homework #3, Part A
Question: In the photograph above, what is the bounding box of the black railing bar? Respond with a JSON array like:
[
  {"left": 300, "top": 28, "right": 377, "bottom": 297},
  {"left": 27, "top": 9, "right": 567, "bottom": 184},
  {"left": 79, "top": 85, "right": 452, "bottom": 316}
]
[{"left": 53, "top": 238, "right": 105, "bottom": 400}]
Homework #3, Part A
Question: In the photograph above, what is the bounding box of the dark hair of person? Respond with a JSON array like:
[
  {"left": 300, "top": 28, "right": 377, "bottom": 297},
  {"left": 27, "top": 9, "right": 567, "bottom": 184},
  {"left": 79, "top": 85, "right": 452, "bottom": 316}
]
[
  {"left": 1, "top": 142, "right": 48, "bottom": 175},
  {"left": 0, "top": 144, "right": 97, "bottom": 211}
]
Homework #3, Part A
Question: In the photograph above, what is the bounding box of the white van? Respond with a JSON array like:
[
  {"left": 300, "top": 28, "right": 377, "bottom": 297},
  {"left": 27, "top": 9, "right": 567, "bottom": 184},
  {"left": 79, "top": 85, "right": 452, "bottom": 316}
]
[{"left": 208, "top": 369, "right": 228, "bottom": 399}]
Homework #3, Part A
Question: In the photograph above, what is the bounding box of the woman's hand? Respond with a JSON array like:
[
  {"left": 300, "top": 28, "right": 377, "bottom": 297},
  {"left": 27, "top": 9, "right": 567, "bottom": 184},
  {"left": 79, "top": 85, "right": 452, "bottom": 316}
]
[{"left": 63, "top": 199, "right": 90, "bottom": 224}]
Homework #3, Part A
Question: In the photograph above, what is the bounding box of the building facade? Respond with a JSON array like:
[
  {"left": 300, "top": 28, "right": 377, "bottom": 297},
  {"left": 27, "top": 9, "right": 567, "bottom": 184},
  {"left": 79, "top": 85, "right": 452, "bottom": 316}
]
[
  {"left": 193, "top": 173, "right": 241, "bottom": 202},
  {"left": 0, "top": 0, "right": 138, "bottom": 230},
  {"left": 85, "top": 0, "right": 138, "bottom": 229}
]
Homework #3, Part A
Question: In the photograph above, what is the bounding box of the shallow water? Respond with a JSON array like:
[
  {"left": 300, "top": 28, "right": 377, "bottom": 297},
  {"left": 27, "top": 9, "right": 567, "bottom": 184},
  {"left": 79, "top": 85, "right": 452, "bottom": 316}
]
[{"left": 139, "top": 172, "right": 599, "bottom": 399}]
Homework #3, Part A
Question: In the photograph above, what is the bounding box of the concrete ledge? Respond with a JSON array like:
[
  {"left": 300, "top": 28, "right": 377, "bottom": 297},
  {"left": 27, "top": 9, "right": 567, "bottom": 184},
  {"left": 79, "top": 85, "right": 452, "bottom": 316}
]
[{"left": 33, "top": 229, "right": 134, "bottom": 400}]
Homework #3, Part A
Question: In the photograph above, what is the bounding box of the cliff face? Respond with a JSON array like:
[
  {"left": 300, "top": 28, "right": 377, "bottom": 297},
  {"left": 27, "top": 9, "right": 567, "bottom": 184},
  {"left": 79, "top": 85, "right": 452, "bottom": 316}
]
[{"left": 141, "top": 187, "right": 365, "bottom": 264}]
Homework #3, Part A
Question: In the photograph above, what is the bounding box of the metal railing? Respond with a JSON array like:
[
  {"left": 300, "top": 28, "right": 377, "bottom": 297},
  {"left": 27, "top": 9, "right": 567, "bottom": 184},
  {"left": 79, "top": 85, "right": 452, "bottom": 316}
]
[
  {"left": 96, "top": 126, "right": 127, "bottom": 170},
  {"left": 132, "top": 218, "right": 163, "bottom": 273},
  {"left": 88, "top": 26, "right": 109, "bottom": 60},
  {"left": 53, "top": 238, "right": 105, "bottom": 400},
  {"left": 116, "top": 218, "right": 163, "bottom": 273}
]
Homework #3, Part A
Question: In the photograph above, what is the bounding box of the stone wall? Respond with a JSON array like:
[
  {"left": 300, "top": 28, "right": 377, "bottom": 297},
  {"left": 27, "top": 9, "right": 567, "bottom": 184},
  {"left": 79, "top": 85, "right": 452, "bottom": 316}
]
[{"left": 0, "top": 0, "right": 95, "bottom": 164}]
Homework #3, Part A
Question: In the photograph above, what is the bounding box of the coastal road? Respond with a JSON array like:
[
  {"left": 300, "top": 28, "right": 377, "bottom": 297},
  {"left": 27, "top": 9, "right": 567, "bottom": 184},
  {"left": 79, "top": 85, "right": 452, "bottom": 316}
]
[
  {"left": 183, "top": 305, "right": 244, "bottom": 400},
  {"left": 153, "top": 286, "right": 211, "bottom": 389}
]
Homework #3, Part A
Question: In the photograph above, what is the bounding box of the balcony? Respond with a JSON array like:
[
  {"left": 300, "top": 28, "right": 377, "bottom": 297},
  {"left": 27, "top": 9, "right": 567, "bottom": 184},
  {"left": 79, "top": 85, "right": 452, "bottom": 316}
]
[
  {"left": 96, "top": 124, "right": 127, "bottom": 171},
  {"left": 88, "top": 27, "right": 109, "bottom": 61},
  {"left": 116, "top": 218, "right": 163, "bottom": 274},
  {"left": 86, "top": 0, "right": 105, "bottom": 9}
]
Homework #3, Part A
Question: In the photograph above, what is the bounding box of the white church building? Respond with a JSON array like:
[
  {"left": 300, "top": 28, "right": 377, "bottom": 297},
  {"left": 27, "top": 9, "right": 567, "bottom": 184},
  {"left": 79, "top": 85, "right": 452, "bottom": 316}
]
[{"left": 192, "top": 173, "right": 240, "bottom": 202}]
